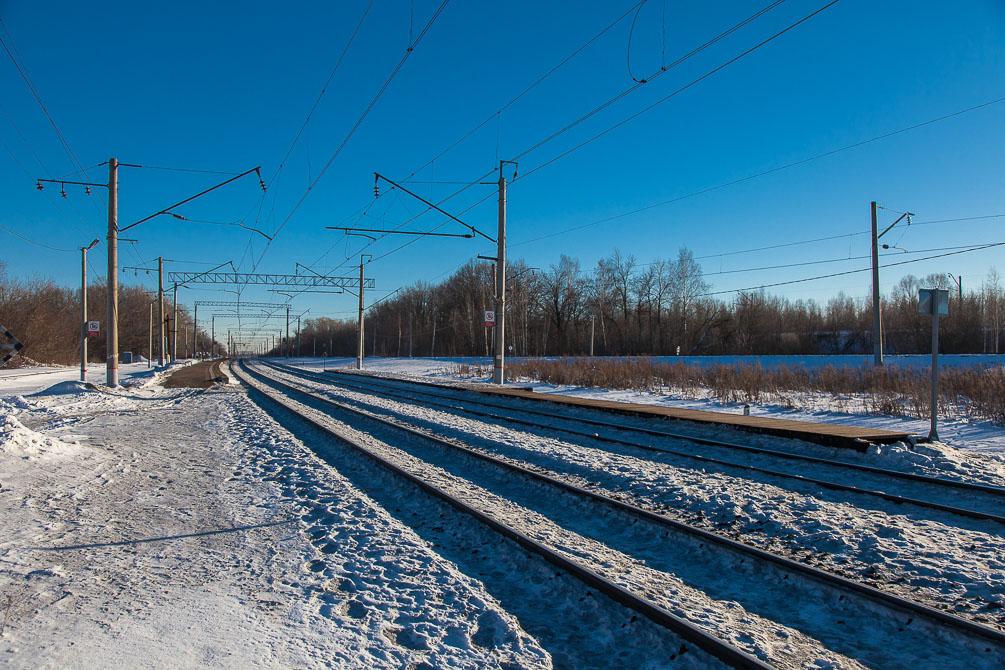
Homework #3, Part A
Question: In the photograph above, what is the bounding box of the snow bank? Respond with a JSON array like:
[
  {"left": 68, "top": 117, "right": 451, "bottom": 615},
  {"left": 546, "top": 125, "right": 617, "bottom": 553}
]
[
  {"left": 31, "top": 380, "right": 94, "bottom": 396},
  {"left": 0, "top": 399, "right": 81, "bottom": 460}
]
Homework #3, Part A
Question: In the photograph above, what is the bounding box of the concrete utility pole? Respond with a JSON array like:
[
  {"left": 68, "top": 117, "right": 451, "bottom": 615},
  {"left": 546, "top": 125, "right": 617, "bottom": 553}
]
[
  {"left": 870, "top": 201, "right": 913, "bottom": 366},
  {"left": 37, "top": 158, "right": 120, "bottom": 384},
  {"left": 296, "top": 315, "right": 301, "bottom": 357},
  {"left": 106, "top": 158, "right": 119, "bottom": 385},
  {"left": 285, "top": 305, "right": 291, "bottom": 357},
  {"left": 193, "top": 304, "right": 199, "bottom": 359},
  {"left": 80, "top": 239, "right": 99, "bottom": 381},
  {"left": 148, "top": 302, "right": 153, "bottom": 368},
  {"left": 590, "top": 314, "right": 595, "bottom": 356},
  {"left": 492, "top": 160, "right": 511, "bottom": 385},
  {"left": 157, "top": 257, "right": 165, "bottom": 366},
  {"left": 357, "top": 257, "right": 366, "bottom": 370},
  {"left": 171, "top": 283, "right": 179, "bottom": 362},
  {"left": 211, "top": 316, "right": 217, "bottom": 358},
  {"left": 870, "top": 201, "right": 882, "bottom": 366}
]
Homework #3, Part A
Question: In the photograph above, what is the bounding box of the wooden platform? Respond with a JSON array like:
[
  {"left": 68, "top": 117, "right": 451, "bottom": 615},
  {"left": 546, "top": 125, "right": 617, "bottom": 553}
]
[
  {"left": 332, "top": 370, "right": 914, "bottom": 450},
  {"left": 163, "top": 359, "right": 228, "bottom": 389}
]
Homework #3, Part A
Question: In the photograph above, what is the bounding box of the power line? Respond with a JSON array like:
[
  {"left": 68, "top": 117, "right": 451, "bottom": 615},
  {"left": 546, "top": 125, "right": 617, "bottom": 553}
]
[
  {"left": 513, "top": 0, "right": 788, "bottom": 168},
  {"left": 511, "top": 95, "right": 1005, "bottom": 247},
  {"left": 0, "top": 18, "right": 89, "bottom": 180},
  {"left": 255, "top": 0, "right": 451, "bottom": 267},
  {"left": 700, "top": 242, "right": 1005, "bottom": 297},
  {"left": 404, "top": 0, "right": 647, "bottom": 182},
  {"left": 0, "top": 223, "right": 75, "bottom": 253},
  {"left": 332, "top": 0, "right": 790, "bottom": 272},
  {"left": 268, "top": 0, "right": 374, "bottom": 186},
  {"left": 695, "top": 232, "right": 867, "bottom": 260},
  {"left": 241, "top": 0, "right": 453, "bottom": 316},
  {"left": 517, "top": 0, "right": 842, "bottom": 181}
]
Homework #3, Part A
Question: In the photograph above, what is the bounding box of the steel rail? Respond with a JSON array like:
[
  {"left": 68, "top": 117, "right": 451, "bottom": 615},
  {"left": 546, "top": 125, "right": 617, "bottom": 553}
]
[
  {"left": 322, "top": 367, "right": 1005, "bottom": 497},
  {"left": 233, "top": 361, "right": 770, "bottom": 669},
  {"left": 266, "top": 362, "right": 1005, "bottom": 527},
  {"left": 245, "top": 361, "right": 1005, "bottom": 650}
]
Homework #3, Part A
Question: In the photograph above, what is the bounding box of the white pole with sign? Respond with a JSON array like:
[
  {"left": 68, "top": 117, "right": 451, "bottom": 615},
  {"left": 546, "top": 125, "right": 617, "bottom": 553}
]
[{"left": 918, "top": 288, "right": 949, "bottom": 441}]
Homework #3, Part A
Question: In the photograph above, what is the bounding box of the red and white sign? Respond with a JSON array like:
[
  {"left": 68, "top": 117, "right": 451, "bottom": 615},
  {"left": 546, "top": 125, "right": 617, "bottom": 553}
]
[
  {"left": 483, "top": 310, "right": 495, "bottom": 327},
  {"left": 87, "top": 320, "right": 100, "bottom": 337}
]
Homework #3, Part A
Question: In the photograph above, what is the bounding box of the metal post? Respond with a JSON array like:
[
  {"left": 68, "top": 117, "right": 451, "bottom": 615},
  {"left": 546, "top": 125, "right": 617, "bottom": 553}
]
[
  {"left": 493, "top": 161, "right": 507, "bottom": 384},
  {"left": 870, "top": 200, "right": 883, "bottom": 366},
  {"left": 171, "top": 283, "right": 178, "bottom": 362},
  {"left": 148, "top": 302, "right": 153, "bottom": 368},
  {"left": 590, "top": 314, "right": 595, "bottom": 356},
  {"left": 106, "top": 158, "right": 119, "bottom": 386},
  {"left": 80, "top": 247, "right": 88, "bottom": 381},
  {"left": 930, "top": 311, "right": 940, "bottom": 441},
  {"left": 211, "top": 316, "right": 216, "bottom": 358},
  {"left": 157, "top": 257, "right": 165, "bottom": 366},
  {"left": 285, "top": 305, "right": 290, "bottom": 358},
  {"left": 193, "top": 304, "right": 198, "bottom": 360},
  {"left": 297, "top": 316, "right": 301, "bottom": 358},
  {"left": 357, "top": 258, "right": 365, "bottom": 370}
]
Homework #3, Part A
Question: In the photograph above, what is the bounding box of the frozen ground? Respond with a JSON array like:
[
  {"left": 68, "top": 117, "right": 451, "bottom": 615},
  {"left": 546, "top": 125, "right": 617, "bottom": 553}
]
[
  {"left": 0, "top": 369, "right": 552, "bottom": 668},
  {"left": 287, "top": 356, "right": 1005, "bottom": 453}
]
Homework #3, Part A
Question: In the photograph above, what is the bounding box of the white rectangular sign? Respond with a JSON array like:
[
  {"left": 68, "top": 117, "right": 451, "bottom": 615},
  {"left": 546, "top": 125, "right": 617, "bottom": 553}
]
[
  {"left": 483, "top": 310, "right": 495, "bottom": 326},
  {"left": 87, "top": 320, "right": 100, "bottom": 333}
]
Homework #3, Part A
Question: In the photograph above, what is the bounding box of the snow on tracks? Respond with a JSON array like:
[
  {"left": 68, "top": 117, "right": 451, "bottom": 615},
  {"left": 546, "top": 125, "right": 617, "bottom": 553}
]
[{"left": 241, "top": 361, "right": 1005, "bottom": 669}]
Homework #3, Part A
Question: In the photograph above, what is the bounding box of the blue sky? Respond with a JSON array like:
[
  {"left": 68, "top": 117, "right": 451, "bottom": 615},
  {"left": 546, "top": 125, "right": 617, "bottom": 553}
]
[{"left": 2, "top": 0, "right": 1004, "bottom": 323}]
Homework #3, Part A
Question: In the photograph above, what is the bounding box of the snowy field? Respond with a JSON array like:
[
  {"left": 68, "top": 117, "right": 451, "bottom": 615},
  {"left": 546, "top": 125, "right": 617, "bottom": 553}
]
[{"left": 284, "top": 356, "right": 1005, "bottom": 453}]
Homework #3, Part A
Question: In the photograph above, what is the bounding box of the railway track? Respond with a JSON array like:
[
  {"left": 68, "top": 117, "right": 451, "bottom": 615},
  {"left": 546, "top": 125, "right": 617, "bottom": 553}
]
[
  {"left": 233, "top": 361, "right": 766, "bottom": 669},
  {"left": 238, "top": 360, "right": 1005, "bottom": 669},
  {"left": 268, "top": 361, "right": 1005, "bottom": 526}
]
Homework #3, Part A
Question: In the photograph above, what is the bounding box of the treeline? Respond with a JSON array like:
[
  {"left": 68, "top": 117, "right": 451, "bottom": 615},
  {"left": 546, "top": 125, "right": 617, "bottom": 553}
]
[
  {"left": 287, "top": 248, "right": 1005, "bottom": 358},
  {"left": 0, "top": 265, "right": 216, "bottom": 366}
]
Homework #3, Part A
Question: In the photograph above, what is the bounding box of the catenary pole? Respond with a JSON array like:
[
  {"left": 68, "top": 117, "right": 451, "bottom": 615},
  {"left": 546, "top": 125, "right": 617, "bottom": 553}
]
[
  {"left": 492, "top": 161, "right": 508, "bottom": 384},
  {"left": 285, "top": 305, "right": 290, "bottom": 357},
  {"left": 193, "top": 304, "right": 198, "bottom": 359},
  {"left": 870, "top": 201, "right": 883, "bottom": 366},
  {"left": 80, "top": 245, "right": 88, "bottom": 381},
  {"left": 148, "top": 302, "right": 153, "bottom": 368},
  {"left": 171, "top": 283, "right": 178, "bottom": 362},
  {"left": 157, "top": 257, "right": 165, "bottom": 366},
  {"left": 106, "top": 158, "right": 120, "bottom": 386},
  {"left": 357, "top": 258, "right": 365, "bottom": 370}
]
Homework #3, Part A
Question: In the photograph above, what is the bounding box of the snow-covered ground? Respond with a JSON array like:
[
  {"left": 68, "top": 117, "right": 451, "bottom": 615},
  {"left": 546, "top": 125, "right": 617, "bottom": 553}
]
[
  {"left": 0, "top": 369, "right": 553, "bottom": 668},
  {"left": 3, "top": 356, "right": 1004, "bottom": 667},
  {"left": 0, "top": 361, "right": 189, "bottom": 396},
  {"left": 286, "top": 356, "right": 1005, "bottom": 453}
]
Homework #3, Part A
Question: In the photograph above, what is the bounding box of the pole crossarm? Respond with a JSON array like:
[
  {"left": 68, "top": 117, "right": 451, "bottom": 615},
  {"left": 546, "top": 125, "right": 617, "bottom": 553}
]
[
  {"left": 168, "top": 271, "right": 373, "bottom": 288},
  {"left": 120, "top": 166, "right": 266, "bottom": 233},
  {"left": 195, "top": 300, "right": 287, "bottom": 309},
  {"left": 327, "top": 226, "right": 474, "bottom": 239},
  {"left": 374, "top": 172, "right": 495, "bottom": 242}
]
